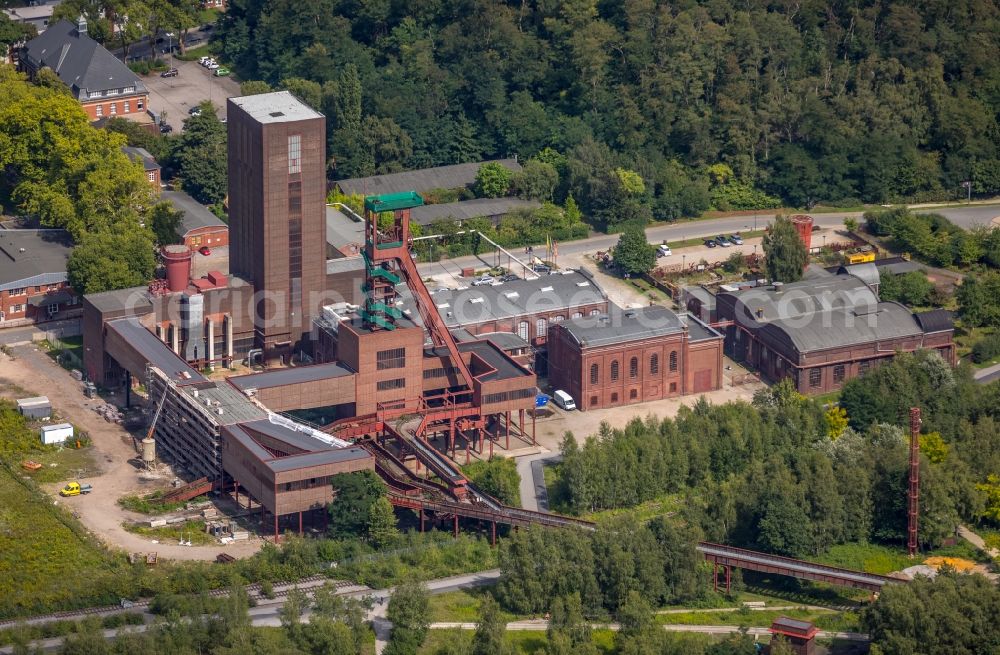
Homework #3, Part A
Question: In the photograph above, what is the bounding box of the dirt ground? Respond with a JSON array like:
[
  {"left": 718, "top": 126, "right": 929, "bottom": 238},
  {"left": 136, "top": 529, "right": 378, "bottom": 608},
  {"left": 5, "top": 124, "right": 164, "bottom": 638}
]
[{"left": 0, "top": 345, "right": 262, "bottom": 561}]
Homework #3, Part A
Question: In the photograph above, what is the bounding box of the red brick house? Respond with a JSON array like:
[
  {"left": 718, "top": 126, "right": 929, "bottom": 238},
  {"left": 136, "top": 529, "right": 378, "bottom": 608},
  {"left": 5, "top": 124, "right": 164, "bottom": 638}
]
[
  {"left": 122, "top": 146, "right": 161, "bottom": 191},
  {"left": 162, "top": 190, "right": 229, "bottom": 250},
  {"left": 547, "top": 305, "right": 724, "bottom": 411},
  {"left": 0, "top": 230, "right": 79, "bottom": 327},
  {"left": 21, "top": 18, "right": 150, "bottom": 123}
]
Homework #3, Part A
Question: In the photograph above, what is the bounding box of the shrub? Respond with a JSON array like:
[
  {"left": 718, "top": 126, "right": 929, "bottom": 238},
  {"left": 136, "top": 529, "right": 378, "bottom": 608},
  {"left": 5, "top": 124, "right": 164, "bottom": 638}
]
[{"left": 971, "top": 334, "right": 1000, "bottom": 363}]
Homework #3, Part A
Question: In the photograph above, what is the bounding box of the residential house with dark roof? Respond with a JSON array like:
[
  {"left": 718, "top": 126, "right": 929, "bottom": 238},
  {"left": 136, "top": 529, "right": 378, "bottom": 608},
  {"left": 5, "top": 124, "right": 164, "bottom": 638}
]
[
  {"left": 0, "top": 230, "right": 80, "bottom": 326},
  {"left": 335, "top": 159, "right": 522, "bottom": 197},
  {"left": 715, "top": 272, "right": 955, "bottom": 394},
  {"left": 161, "top": 190, "right": 228, "bottom": 251},
  {"left": 21, "top": 18, "right": 149, "bottom": 122},
  {"left": 122, "top": 146, "right": 161, "bottom": 190},
  {"left": 547, "top": 305, "right": 724, "bottom": 411}
]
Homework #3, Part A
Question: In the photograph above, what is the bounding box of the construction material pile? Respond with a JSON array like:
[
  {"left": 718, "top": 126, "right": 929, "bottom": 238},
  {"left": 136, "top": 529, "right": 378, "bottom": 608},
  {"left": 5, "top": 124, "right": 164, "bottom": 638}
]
[{"left": 93, "top": 403, "right": 123, "bottom": 423}]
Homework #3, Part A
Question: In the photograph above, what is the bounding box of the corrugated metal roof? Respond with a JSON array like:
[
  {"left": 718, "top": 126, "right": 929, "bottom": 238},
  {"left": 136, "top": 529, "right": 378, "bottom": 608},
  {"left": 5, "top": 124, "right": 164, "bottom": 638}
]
[
  {"left": 558, "top": 305, "right": 686, "bottom": 348},
  {"left": 266, "top": 447, "right": 371, "bottom": 472},
  {"left": 764, "top": 302, "right": 924, "bottom": 353},
  {"left": 914, "top": 309, "right": 954, "bottom": 333},
  {"left": 336, "top": 159, "right": 522, "bottom": 196}
]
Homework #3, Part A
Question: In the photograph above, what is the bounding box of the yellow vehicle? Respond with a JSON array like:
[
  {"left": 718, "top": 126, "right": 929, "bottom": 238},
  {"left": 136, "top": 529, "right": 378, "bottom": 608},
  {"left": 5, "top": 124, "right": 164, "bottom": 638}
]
[
  {"left": 59, "top": 481, "right": 93, "bottom": 497},
  {"left": 845, "top": 251, "right": 876, "bottom": 264}
]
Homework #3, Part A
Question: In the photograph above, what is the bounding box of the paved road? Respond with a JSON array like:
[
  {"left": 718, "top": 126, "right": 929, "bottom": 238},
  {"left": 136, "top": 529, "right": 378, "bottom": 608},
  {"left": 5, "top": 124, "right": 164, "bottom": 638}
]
[
  {"left": 415, "top": 204, "right": 1000, "bottom": 277},
  {"left": 0, "top": 569, "right": 502, "bottom": 654},
  {"left": 427, "top": 620, "right": 868, "bottom": 641},
  {"left": 0, "top": 318, "right": 79, "bottom": 346},
  {"left": 974, "top": 363, "right": 1000, "bottom": 385}
]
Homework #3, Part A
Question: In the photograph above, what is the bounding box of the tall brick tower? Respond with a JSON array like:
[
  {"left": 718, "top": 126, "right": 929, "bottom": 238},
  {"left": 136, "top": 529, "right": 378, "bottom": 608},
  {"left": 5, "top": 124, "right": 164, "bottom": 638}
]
[{"left": 227, "top": 91, "right": 327, "bottom": 361}]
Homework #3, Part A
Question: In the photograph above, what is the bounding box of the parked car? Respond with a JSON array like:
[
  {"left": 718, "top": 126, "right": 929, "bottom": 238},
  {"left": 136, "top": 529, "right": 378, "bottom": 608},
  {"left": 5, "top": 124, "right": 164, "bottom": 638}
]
[
  {"left": 198, "top": 246, "right": 211, "bottom": 256},
  {"left": 715, "top": 235, "right": 731, "bottom": 247},
  {"left": 160, "top": 68, "right": 179, "bottom": 78},
  {"left": 472, "top": 275, "right": 495, "bottom": 286},
  {"left": 532, "top": 264, "right": 552, "bottom": 273},
  {"left": 729, "top": 233, "right": 743, "bottom": 245},
  {"left": 704, "top": 239, "right": 717, "bottom": 248},
  {"left": 59, "top": 482, "right": 93, "bottom": 497},
  {"left": 206, "top": 62, "right": 220, "bottom": 70},
  {"left": 657, "top": 244, "right": 672, "bottom": 258},
  {"left": 500, "top": 273, "right": 519, "bottom": 282},
  {"left": 199, "top": 56, "right": 213, "bottom": 65},
  {"left": 214, "top": 67, "right": 230, "bottom": 77},
  {"left": 552, "top": 390, "right": 577, "bottom": 411},
  {"left": 159, "top": 123, "right": 173, "bottom": 134},
  {"left": 188, "top": 105, "right": 202, "bottom": 116}
]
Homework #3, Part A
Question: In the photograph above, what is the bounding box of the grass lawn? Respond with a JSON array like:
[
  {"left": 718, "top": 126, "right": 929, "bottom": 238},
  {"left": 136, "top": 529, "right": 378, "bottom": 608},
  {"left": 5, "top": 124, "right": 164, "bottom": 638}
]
[
  {"left": 427, "top": 589, "right": 525, "bottom": 623},
  {"left": 419, "top": 629, "right": 622, "bottom": 655},
  {"left": 0, "top": 464, "right": 122, "bottom": 618},
  {"left": 666, "top": 229, "right": 767, "bottom": 250},
  {"left": 814, "top": 540, "right": 987, "bottom": 575},
  {"left": 21, "top": 444, "right": 100, "bottom": 485},
  {"left": 583, "top": 494, "right": 682, "bottom": 523},
  {"left": 123, "top": 518, "right": 217, "bottom": 546}
]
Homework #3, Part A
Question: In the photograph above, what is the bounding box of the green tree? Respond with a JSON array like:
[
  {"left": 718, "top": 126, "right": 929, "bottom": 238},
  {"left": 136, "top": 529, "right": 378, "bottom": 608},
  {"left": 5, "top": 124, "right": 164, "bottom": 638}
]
[
  {"left": 957, "top": 271, "right": 1000, "bottom": 328},
  {"left": 476, "top": 162, "right": 512, "bottom": 198},
  {"left": 172, "top": 104, "right": 227, "bottom": 205},
  {"left": 919, "top": 431, "right": 948, "bottom": 464},
  {"left": 510, "top": 160, "right": 558, "bottom": 201},
  {"left": 67, "top": 230, "right": 156, "bottom": 294},
  {"left": 328, "top": 470, "right": 384, "bottom": 538},
  {"left": 0, "top": 13, "right": 35, "bottom": 49},
  {"left": 239, "top": 80, "right": 273, "bottom": 95},
  {"left": 465, "top": 458, "right": 520, "bottom": 506},
  {"left": 149, "top": 201, "right": 183, "bottom": 245},
  {"left": 367, "top": 496, "right": 399, "bottom": 548},
  {"left": 472, "top": 596, "right": 512, "bottom": 655},
  {"left": 613, "top": 226, "right": 655, "bottom": 276},
  {"left": 762, "top": 215, "right": 809, "bottom": 283},
  {"left": 385, "top": 580, "right": 430, "bottom": 655}
]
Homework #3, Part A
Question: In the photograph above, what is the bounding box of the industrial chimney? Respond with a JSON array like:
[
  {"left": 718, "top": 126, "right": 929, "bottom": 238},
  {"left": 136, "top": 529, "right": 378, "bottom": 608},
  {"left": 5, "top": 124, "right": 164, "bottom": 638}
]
[{"left": 161, "top": 245, "right": 192, "bottom": 293}]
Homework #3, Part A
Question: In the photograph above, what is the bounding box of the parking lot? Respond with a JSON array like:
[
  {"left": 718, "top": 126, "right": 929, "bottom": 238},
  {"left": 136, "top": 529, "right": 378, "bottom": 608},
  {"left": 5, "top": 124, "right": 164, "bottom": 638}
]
[{"left": 143, "top": 55, "right": 240, "bottom": 131}]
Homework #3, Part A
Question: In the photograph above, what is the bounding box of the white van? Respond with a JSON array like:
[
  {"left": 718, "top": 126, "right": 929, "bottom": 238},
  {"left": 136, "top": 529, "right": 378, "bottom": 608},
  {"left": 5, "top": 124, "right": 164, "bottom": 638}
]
[{"left": 552, "top": 390, "right": 576, "bottom": 411}]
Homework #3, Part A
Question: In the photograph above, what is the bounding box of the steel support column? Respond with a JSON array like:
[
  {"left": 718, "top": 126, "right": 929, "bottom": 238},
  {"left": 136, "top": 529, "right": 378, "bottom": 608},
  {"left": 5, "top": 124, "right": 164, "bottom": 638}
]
[
  {"left": 299, "top": 511, "right": 303, "bottom": 535},
  {"left": 491, "top": 521, "right": 496, "bottom": 546},
  {"left": 420, "top": 508, "right": 424, "bottom": 532},
  {"left": 453, "top": 514, "right": 458, "bottom": 538},
  {"left": 505, "top": 411, "right": 510, "bottom": 450}
]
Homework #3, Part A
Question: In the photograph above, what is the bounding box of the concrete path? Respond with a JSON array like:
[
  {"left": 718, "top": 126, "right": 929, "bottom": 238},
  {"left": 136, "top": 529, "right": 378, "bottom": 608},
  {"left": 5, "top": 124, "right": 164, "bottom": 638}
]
[
  {"left": 957, "top": 525, "right": 999, "bottom": 558},
  {"left": 974, "top": 363, "right": 1000, "bottom": 385},
  {"left": 516, "top": 451, "right": 559, "bottom": 511}
]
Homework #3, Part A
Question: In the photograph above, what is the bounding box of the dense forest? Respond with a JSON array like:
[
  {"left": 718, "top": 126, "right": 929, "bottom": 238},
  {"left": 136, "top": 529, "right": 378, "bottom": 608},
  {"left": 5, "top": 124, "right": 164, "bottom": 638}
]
[
  {"left": 553, "top": 351, "right": 1000, "bottom": 557},
  {"left": 217, "top": 0, "right": 1000, "bottom": 226}
]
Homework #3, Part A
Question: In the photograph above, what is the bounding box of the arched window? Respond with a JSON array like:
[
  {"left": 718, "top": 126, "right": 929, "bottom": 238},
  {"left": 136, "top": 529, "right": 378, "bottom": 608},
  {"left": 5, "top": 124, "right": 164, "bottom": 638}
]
[
  {"left": 536, "top": 318, "right": 547, "bottom": 338},
  {"left": 669, "top": 351, "right": 678, "bottom": 372},
  {"left": 571, "top": 312, "right": 582, "bottom": 319},
  {"left": 650, "top": 353, "right": 659, "bottom": 375},
  {"left": 590, "top": 363, "right": 599, "bottom": 385},
  {"left": 629, "top": 357, "right": 638, "bottom": 379},
  {"left": 610, "top": 360, "right": 619, "bottom": 381},
  {"left": 518, "top": 321, "right": 529, "bottom": 340},
  {"left": 589, "top": 309, "right": 600, "bottom": 316},
  {"left": 552, "top": 315, "right": 564, "bottom": 323}
]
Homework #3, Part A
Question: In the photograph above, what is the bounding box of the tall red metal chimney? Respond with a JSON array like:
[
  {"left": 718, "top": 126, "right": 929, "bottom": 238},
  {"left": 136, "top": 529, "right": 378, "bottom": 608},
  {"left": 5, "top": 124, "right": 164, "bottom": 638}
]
[
  {"left": 161, "top": 245, "right": 192, "bottom": 293},
  {"left": 908, "top": 407, "right": 921, "bottom": 558},
  {"left": 790, "top": 215, "right": 814, "bottom": 252}
]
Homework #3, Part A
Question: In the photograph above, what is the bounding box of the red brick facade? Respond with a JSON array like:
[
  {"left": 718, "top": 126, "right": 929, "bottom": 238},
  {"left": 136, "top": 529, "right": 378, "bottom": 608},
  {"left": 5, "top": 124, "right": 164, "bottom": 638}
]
[
  {"left": 0, "top": 283, "right": 79, "bottom": 325},
  {"left": 82, "top": 95, "right": 149, "bottom": 121},
  {"left": 548, "top": 319, "right": 724, "bottom": 412},
  {"left": 183, "top": 226, "right": 229, "bottom": 250}
]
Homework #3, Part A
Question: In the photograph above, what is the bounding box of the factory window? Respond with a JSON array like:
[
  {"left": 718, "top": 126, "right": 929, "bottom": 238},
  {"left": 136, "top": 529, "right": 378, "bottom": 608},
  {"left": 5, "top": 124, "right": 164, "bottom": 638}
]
[
  {"left": 833, "top": 364, "right": 846, "bottom": 384},
  {"left": 518, "top": 321, "right": 528, "bottom": 341},
  {"left": 424, "top": 366, "right": 459, "bottom": 379},
  {"left": 483, "top": 388, "right": 535, "bottom": 404},
  {"left": 859, "top": 360, "right": 872, "bottom": 375},
  {"left": 650, "top": 354, "right": 659, "bottom": 375},
  {"left": 377, "top": 348, "right": 406, "bottom": 370},
  {"left": 377, "top": 378, "right": 405, "bottom": 391},
  {"left": 571, "top": 312, "right": 582, "bottom": 319},
  {"left": 629, "top": 357, "right": 638, "bottom": 379},
  {"left": 589, "top": 309, "right": 600, "bottom": 316},
  {"left": 287, "top": 134, "right": 301, "bottom": 173},
  {"left": 629, "top": 389, "right": 637, "bottom": 400},
  {"left": 285, "top": 483, "right": 292, "bottom": 491},
  {"left": 669, "top": 351, "right": 678, "bottom": 372},
  {"left": 669, "top": 382, "right": 677, "bottom": 393},
  {"left": 590, "top": 395, "right": 598, "bottom": 406},
  {"left": 590, "top": 363, "right": 599, "bottom": 385},
  {"left": 610, "top": 392, "right": 618, "bottom": 403},
  {"left": 536, "top": 318, "right": 547, "bottom": 338},
  {"left": 610, "top": 360, "right": 619, "bottom": 381},
  {"left": 809, "top": 368, "right": 822, "bottom": 387},
  {"left": 552, "top": 315, "right": 564, "bottom": 323}
]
